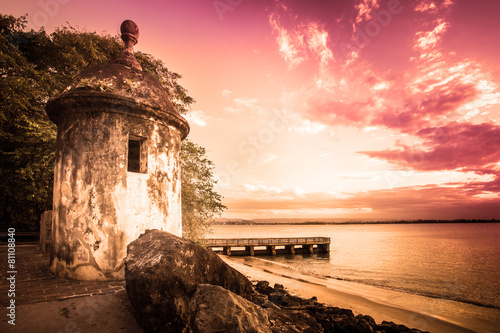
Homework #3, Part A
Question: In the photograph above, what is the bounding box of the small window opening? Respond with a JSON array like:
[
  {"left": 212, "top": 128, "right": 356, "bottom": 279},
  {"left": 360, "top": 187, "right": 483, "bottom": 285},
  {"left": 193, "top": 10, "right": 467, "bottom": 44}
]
[{"left": 128, "top": 135, "right": 147, "bottom": 173}]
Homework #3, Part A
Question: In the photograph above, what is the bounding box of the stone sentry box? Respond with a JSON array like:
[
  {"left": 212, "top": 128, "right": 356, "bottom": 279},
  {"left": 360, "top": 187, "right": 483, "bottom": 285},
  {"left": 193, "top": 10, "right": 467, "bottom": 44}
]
[{"left": 45, "top": 20, "right": 189, "bottom": 281}]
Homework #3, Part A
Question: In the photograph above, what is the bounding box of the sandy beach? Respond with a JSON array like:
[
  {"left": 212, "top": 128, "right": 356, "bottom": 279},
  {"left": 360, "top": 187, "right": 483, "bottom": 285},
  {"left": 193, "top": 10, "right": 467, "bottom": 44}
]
[{"left": 219, "top": 255, "right": 496, "bottom": 333}]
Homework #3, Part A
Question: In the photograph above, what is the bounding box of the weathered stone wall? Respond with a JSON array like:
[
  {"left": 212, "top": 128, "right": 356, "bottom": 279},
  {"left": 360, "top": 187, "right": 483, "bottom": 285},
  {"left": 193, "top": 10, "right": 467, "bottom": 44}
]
[{"left": 50, "top": 107, "right": 182, "bottom": 281}]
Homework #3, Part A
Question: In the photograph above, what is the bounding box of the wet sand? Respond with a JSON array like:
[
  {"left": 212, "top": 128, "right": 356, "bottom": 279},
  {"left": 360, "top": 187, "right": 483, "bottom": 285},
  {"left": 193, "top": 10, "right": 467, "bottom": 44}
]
[{"left": 220, "top": 255, "right": 497, "bottom": 333}]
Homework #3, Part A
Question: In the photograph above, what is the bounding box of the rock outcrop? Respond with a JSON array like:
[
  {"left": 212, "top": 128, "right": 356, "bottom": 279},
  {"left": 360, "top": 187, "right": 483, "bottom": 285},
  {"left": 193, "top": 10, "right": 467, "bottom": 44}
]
[
  {"left": 125, "top": 229, "right": 254, "bottom": 332},
  {"left": 191, "top": 284, "right": 272, "bottom": 333},
  {"left": 256, "top": 281, "right": 428, "bottom": 333}
]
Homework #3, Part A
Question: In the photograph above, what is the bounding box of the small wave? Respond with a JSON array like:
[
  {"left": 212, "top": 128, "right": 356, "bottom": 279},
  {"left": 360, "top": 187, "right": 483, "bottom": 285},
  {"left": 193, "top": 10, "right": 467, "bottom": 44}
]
[
  {"left": 243, "top": 257, "right": 500, "bottom": 310},
  {"left": 322, "top": 274, "right": 500, "bottom": 311}
]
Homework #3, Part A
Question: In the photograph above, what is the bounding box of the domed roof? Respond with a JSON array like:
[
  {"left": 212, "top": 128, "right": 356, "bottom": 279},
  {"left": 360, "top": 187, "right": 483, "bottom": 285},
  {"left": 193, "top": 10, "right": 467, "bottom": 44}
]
[
  {"left": 46, "top": 20, "right": 189, "bottom": 139},
  {"left": 57, "top": 62, "right": 176, "bottom": 112}
]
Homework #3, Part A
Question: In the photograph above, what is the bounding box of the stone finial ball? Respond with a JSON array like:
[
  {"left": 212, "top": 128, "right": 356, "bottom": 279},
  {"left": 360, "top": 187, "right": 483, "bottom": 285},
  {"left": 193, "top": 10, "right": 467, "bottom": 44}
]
[{"left": 120, "top": 20, "right": 139, "bottom": 43}]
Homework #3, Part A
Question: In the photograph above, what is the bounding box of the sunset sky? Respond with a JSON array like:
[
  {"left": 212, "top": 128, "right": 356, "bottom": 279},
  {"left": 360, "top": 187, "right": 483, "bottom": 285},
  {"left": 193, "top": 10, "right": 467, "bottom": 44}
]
[{"left": 3, "top": 0, "right": 500, "bottom": 220}]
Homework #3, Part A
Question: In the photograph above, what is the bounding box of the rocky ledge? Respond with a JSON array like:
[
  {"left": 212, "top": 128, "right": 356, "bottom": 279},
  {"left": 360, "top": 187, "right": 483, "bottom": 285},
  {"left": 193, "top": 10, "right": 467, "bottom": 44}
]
[{"left": 125, "top": 230, "right": 428, "bottom": 333}]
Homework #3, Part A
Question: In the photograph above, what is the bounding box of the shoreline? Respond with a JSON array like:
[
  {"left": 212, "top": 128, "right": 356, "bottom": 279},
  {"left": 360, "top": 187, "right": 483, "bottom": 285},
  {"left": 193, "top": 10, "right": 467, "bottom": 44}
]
[{"left": 220, "top": 255, "right": 496, "bottom": 333}]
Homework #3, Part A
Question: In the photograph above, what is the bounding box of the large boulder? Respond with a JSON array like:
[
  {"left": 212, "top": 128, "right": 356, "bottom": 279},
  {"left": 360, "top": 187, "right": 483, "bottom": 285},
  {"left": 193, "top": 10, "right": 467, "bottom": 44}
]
[
  {"left": 125, "top": 230, "right": 255, "bottom": 332},
  {"left": 191, "top": 284, "right": 272, "bottom": 333}
]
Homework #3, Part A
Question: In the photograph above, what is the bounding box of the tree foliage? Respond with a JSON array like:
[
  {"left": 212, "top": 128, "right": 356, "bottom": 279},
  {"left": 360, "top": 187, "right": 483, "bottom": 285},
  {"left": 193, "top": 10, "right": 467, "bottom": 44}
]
[
  {"left": 181, "top": 140, "right": 225, "bottom": 240},
  {"left": 0, "top": 14, "right": 224, "bottom": 238}
]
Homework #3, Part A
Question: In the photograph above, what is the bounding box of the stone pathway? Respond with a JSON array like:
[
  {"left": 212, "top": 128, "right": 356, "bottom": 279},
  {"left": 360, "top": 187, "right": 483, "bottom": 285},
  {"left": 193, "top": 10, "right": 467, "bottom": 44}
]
[{"left": 0, "top": 245, "right": 125, "bottom": 306}]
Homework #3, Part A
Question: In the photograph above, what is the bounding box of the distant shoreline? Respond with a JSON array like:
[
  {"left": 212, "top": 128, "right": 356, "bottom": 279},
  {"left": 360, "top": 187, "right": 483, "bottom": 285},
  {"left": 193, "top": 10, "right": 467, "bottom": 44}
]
[{"left": 212, "top": 219, "right": 499, "bottom": 226}]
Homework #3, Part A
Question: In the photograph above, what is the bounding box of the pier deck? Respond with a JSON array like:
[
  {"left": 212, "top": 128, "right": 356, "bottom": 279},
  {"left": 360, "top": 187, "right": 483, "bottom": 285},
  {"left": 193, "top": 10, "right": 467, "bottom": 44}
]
[{"left": 201, "top": 237, "right": 330, "bottom": 256}]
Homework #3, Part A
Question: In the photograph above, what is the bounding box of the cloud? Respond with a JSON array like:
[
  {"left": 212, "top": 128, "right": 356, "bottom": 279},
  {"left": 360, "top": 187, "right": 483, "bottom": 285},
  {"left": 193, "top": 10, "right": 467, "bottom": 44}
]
[
  {"left": 414, "top": 0, "right": 454, "bottom": 13},
  {"left": 466, "top": 171, "right": 500, "bottom": 194},
  {"left": 355, "top": 0, "right": 380, "bottom": 24},
  {"left": 269, "top": 0, "right": 484, "bottom": 129},
  {"left": 308, "top": 98, "right": 375, "bottom": 127},
  {"left": 264, "top": 0, "right": 500, "bottom": 205},
  {"left": 269, "top": 9, "right": 333, "bottom": 70},
  {"left": 371, "top": 80, "right": 478, "bottom": 131},
  {"left": 221, "top": 89, "right": 232, "bottom": 98},
  {"left": 234, "top": 97, "right": 260, "bottom": 108},
  {"left": 259, "top": 153, "right": 278, "bottom": 166},
  {"left": 414, "top": 19, "right": 448, "bottom": 51},
  {"left": 359, "top": 122, "right": 500, "bottom": 172},
  {"left": 224, "top": 97, "right": 265, "bottom": 114},
  {"left": 271, "top": 2, "right": 499, "bottom": 147},
  {"left": 305, "top": 22, "right": 334, "bottom": 69},
  {"left": 289, "top": 118, "right": 329, "bottom": 135},
  {"left": 185, "top": 110, "right": 210, "bottom": 127},
  {"left": 243, "top": 184, "right": 283, "bottom": 194},
  {"left": 415, "top": 1, "right": 438, "bottom": 13},
  {"left": 280, "top": 62, "right": 388, "bottom": 128},
  {"left": 269, "top": 13, "right": 307, "bottom": 68},
  {"left": 272, "top": 107, "right": 334, "bottom": 136}
]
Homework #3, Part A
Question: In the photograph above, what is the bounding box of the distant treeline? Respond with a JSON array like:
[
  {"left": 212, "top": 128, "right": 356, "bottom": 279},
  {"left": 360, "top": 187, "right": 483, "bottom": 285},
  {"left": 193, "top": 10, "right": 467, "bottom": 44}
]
[{"left": 212, "top": 219, "right": 499, "bottom": 226}]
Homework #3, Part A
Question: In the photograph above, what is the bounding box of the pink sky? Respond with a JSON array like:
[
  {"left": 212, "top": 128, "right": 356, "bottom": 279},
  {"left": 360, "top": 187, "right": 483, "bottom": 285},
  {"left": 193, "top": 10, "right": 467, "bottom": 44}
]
[{"left": 3, "top": 0, "right": 500, "bottom": 220}]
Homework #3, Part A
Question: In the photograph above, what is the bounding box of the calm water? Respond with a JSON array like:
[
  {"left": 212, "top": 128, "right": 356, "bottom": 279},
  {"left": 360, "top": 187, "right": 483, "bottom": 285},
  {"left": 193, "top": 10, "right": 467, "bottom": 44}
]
[{"left": 211, "top": 223, "right": 500, "bottom": 310}]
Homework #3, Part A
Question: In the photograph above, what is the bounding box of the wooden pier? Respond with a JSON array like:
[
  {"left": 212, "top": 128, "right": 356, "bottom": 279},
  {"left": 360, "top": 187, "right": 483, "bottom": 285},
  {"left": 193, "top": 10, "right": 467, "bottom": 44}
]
[{"left": 201, "top": 237, "right": 330, "bottom": 256}]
